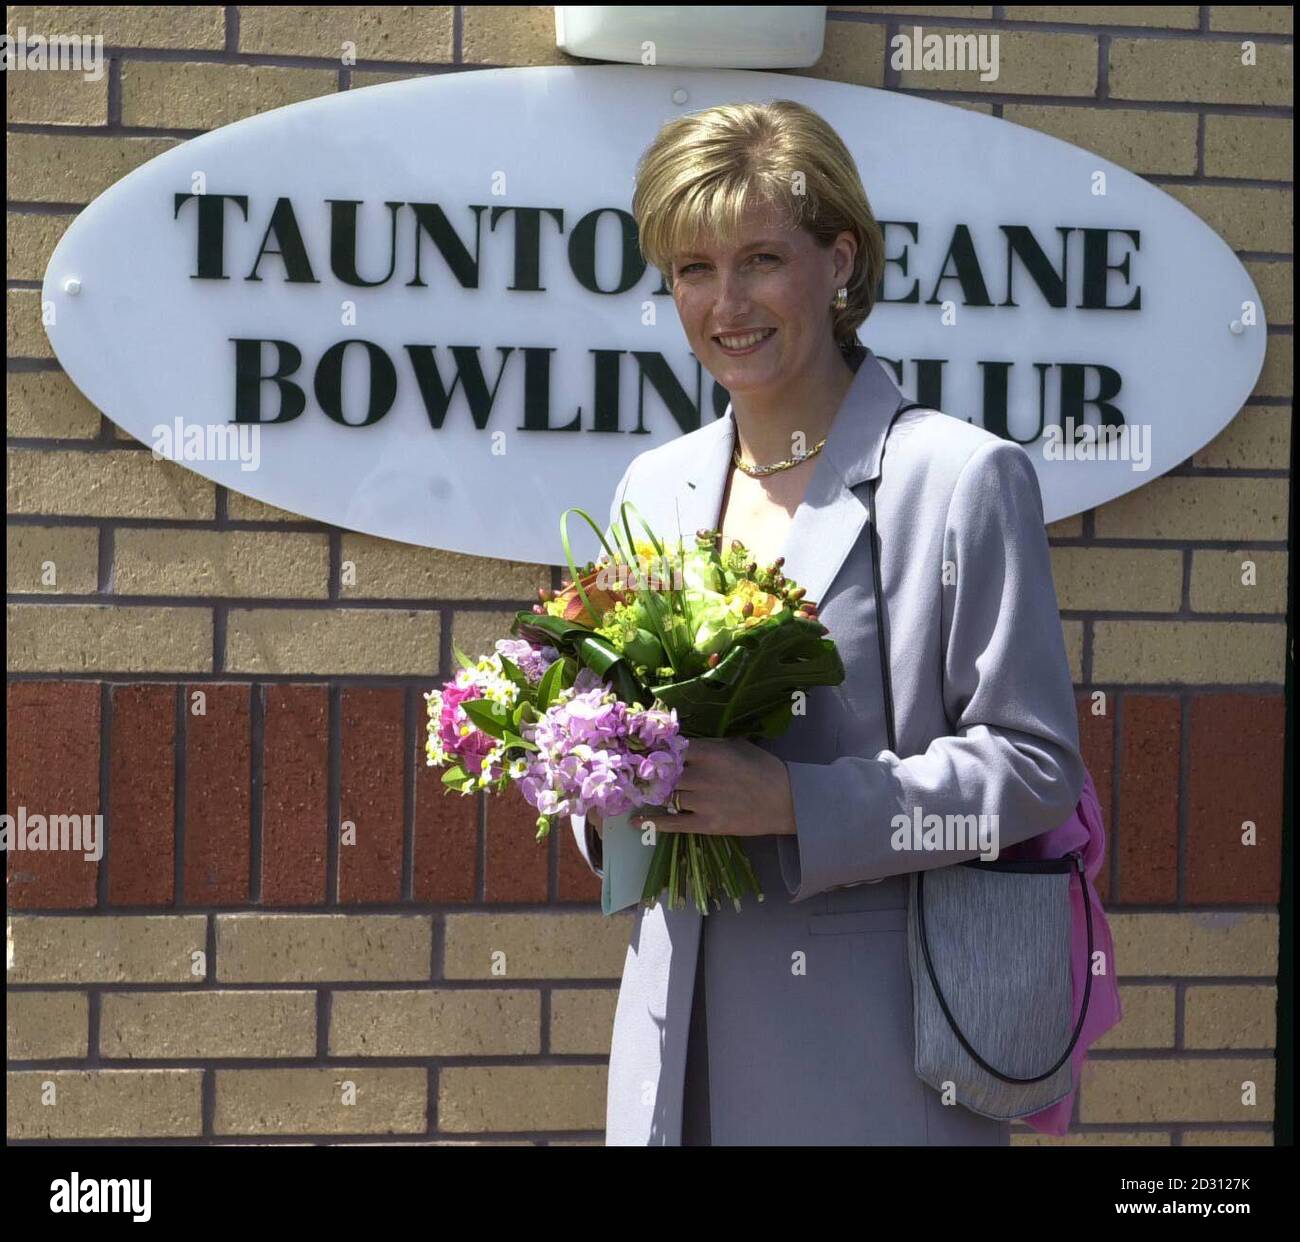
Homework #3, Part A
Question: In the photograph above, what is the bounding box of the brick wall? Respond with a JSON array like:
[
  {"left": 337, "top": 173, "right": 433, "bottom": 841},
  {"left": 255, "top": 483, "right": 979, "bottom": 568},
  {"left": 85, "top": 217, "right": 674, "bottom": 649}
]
[{"left": 5, "top": 5, "right": 1291, "bottom": 1145}]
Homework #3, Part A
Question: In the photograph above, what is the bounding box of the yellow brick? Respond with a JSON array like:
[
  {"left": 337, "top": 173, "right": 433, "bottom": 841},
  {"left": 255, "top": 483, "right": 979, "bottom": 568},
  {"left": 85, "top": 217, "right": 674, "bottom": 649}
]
[
  {"left": 1184, "top": 984, "right": 1278, "bottom": 1049},
  {"left": 7, "top": 288, "right": 54, "bottom": 359},
  {"left": 1193, "top": 405, "right": 1290, "bottom": 468},
  {"left": 7, "top": 602, "right": 213, "bottom": 672},
  {"left": 898, "top": 30, "right": 1097, "bottom": 95},
  {"left": 1110, "top": 912, "right": 1277, "bottom": 976},
  {"left": 5, "top": 133, "right": 177, "bottom": 204},
  {"left": 451, "top": 608, "right": 536, "bottom": 664},
  {"left": 7, "top": 1069, "right": 202, "bottom": 1139},
  {"left": 6, "top": 991, "right": 89, "bottom": 1059},
  {"left": 121, "top": 61, "right": 337, "bottom": 129},
  {"left": 215, "top": 913, "right": 432, "bottom": 982},
  {"left": 114, "top": 529, "right": 330, "bottom": 598},
  {"left": 1209, "top": 7, "right": 1294, "bottom": 35},
  {"left": 339, "top": 533, "right": 549, "bottom": 601},
  {"left": 443, "top": 912, "right": 631, "bottom": 980},
  {"left": 7, "top": 211, "right": 72, "bottom": 281},
  {"left": 6, "top": 6, "right": 226, "bottom": 49},
  {"left": 1161, "top": 184, "right": 1293, "bottom": 254},
  {"left": 1093, "top": 477, "right": 1287, "bottom": 541},
  {"left": 803, "top": 19, "right": 888, "bottom": 88},
  {"left": 6, "top": 524, "right": 98, "bottom": 594},
  {"left": 3, "top": 56, "right": 108, "bottom": 125},
  {"left": 239, "top": 5, "right": 453, "bottom": 62},
  {"left": 1181, "top": 1128, "right": 1273, "bottom": 1145},
  {"left": 1110, "top": 37, "right": 1292, "bottom": 106},
  {"left": 214, "top": 1067, "right": 426, "bottom": 1135},
  {"left": 6, "top": 371, "right": 101, "bottom": 439},
  {"left": 438, "top": 1065, "right": 605, "bottom": 1132},
  {"left": 1004, "top": 6, "right": 1197, "bottom": 25},
  {"left": 1245, "top": 261, "right": 1292, "bottom": 327},
  {"left": 1092, "top": 619, "right": 1284, "bottom": 683},
  {"left": 1094, "top": 985, "right": 1176, "bottom": 1049},
  {"left": 550, "top": 988, "right": 618, "bottom": 1054},
  {"left": 8, "top": 448, "right": 217, "bottom": 519},
  {"left": 351, "top": 70, "right": 433, "bottom": 90},
  {"left": 1205, "top": 115, "right": 1293, "bottom": 181},
  {"left": 462, "top": 5, "right": 572, "bottom": 67},
  {"left": 1189, "top": 550, "right": 1288, "bottom": 613},
  {"left": 1063, "top": 619, "right": 1083, "bottom": 684},
  {"left": 1256, "top": 331, "right": 1292, "bottom": 398},
  {"left": 7, "top": 915, "right": 209, "bottom": 984},
  {"left": 329, "top": 988, "right": 540, "bottom": 1056},
  {"left": 1050, "top": 547, "right": 1182, "bottom": 612},
  {"left": 1001, "top": 104, "right": 1196, "bottom": 175},
  {"left": 833, "top": 7, "right": 993, "bottom": 16},
  {"left": 1047, "top": 513, "right": 1084, "bottom": 538},
  {"left": 224, "top": 607, "right": 440, "bottom": 675},
  {"left": 99, "top": 991, "right": 318, "bottom": 1058},
  {"left": 1079, "top": 1058, "right": 1274, "bottom": 1123},
  {"left": 225, "top": 488, "right": 312, "bottom": 522},
  {"left": 1012, "top": 1129, "right": 1172, "bottom": 1145}
]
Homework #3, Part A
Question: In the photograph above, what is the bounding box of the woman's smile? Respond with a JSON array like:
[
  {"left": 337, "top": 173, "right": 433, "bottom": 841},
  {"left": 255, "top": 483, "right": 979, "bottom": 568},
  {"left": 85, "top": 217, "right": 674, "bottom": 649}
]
[{"left": 713, "top": 326, "right": 777, "bottom": 356}]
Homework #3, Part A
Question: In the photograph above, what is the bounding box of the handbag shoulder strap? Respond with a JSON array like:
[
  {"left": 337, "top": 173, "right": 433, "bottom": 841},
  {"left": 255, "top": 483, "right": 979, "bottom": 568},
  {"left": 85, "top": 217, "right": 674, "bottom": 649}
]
[
  {"left": 867, "top": 399, "right": 1095, "bottom": 1086},
  {"left": 866, "top": 399, "right": 926, "bottom": 756}
]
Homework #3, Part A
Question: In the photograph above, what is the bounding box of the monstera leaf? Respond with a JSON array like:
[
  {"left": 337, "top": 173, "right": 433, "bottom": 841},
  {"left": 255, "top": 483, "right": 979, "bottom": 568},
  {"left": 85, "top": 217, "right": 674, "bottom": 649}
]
[
  {"left": 511, "top": 612, "right": 652, "bottom": 708},
  {"left": 650, "top": 615, "right": 845, "bottom": 739}
]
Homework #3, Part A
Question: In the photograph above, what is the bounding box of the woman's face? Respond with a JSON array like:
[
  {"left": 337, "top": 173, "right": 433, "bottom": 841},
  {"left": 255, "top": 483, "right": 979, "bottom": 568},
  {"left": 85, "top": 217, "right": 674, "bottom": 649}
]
[{"left": 669, "top": 201, "right": 855, "bottom": 395}]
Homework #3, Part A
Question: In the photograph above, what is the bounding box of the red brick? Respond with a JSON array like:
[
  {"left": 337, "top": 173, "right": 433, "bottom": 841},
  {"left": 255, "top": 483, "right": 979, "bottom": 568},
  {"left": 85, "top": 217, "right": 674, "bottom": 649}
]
[
  {"left": 1117, "top": 694, "right": 1180, "bottom": 904},
  {"left": 558, "top": 815, "right": 603, "bottom": 904},
  {"left": 413, "top": 735, "right": 478, "bottom": 904},
  {"left": 183, "top": 684, "right": 251, "bottom": 904},
  {"left": 108, "top": 683, "right": 176, "bottom": 905},
  {"left": 339, "top": 687, "right": 404, "bottom": 903},
  {"left": 485, "top": 782, "right": 549, "bottom": 903},
  {"left": 1076, "top": 692, "right": 1116, "bottom": 904},
  {"left": 6, "top": 681, "right": 101, "bottom": 908},
  {"left": 261, "top": 684, "right": 328, "bottom": 905},
  {"left": 1186, "top": 694, "right": 1283, "bottom": 903}
]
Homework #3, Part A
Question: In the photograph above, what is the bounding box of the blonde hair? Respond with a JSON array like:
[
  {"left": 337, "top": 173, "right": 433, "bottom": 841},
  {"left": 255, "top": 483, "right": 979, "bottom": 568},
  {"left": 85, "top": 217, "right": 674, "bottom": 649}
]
[{"left": 632, "top": 99, "right": 885, "bottom": 358}]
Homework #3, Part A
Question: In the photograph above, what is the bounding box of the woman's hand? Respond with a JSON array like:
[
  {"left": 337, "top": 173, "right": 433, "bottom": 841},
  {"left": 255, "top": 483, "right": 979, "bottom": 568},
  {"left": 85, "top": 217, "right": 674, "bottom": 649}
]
[{"left": 630, "top": 738, "right": 797, "bottom": 838}]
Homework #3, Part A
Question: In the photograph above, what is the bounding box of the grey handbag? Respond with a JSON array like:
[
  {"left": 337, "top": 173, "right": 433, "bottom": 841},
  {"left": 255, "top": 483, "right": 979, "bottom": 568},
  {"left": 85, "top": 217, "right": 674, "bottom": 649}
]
[{"left": 867, "top": 402, "right": 1093, "bottom": 1121}]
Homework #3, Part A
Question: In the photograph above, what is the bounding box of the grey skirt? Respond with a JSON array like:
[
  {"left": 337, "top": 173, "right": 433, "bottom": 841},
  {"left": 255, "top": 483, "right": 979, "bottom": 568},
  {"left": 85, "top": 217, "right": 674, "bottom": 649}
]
[{"left": 673, "top": 835, "right": 1010, "bottom": 1147}]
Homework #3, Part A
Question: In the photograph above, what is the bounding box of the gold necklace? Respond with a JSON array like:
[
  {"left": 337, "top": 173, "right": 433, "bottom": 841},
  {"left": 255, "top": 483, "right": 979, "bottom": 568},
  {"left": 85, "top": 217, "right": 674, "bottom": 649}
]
[{"left": 733, "top": 436, "right": 828, "bottom": 478}]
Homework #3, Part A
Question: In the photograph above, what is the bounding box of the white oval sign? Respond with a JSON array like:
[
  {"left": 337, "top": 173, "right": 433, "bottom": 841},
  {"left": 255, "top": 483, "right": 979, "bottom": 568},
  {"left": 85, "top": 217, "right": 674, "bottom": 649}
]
[{"left": 41, "top": 65, "right": 1266, "bottom": 563}]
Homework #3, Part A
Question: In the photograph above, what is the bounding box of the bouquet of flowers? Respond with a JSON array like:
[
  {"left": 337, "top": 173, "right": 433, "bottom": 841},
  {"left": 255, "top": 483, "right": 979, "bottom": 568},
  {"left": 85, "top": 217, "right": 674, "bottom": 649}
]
[{"left": 424, "top": 500, "right": 845, "bottom": 913}]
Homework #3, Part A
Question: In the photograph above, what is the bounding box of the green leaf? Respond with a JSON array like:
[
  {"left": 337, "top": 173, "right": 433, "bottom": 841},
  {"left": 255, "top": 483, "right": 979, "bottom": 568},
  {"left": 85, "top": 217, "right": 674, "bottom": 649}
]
[
  {"left": 440, "top": 764, "right": 472, "bottom": 790},
  {"left": 502, "top": 730, "right": 538, "bottom": 752},
  {"left": 648, "top": 616, "right": 845, "bottom": 739},
  {"left": 452, "top": 644, "right": 477, "bottom": 671},
  {"left": 536, "top": 657, "right": 566, "bottom": 710},
  {"left": 512, "top": 611, "right": 651, "bottom": 708},
  {"left": 461, "top": 698, "right": 509, "bottom": 739},
  {"left": 497, "top": 655, "right": 530, "bottom": 691}
]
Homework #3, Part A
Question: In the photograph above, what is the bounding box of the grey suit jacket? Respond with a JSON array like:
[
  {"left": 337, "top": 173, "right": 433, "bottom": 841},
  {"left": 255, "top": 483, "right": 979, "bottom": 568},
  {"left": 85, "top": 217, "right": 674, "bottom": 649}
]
[{"left": 570, "top": 347, "right": 1085, "bottom": 1145}]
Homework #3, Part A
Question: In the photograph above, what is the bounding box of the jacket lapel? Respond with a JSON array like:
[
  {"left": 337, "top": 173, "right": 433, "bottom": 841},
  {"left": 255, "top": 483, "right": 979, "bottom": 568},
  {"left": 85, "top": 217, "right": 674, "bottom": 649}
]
[{"left": 673, "top": 349, "right": 909, "bottom": 609}]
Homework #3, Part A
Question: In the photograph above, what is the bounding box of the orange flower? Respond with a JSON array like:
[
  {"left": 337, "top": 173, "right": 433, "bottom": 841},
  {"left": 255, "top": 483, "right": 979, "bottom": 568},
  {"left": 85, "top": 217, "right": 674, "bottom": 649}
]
[{"left": 552, "top": 566, "right": 629, "bottom": 626}]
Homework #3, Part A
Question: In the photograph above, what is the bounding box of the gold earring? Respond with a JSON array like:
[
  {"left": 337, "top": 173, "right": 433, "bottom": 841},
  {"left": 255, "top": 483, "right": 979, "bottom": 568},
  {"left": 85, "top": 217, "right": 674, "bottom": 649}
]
[{"left": 831, "top": 287, "right": 847, "bottom": 311}]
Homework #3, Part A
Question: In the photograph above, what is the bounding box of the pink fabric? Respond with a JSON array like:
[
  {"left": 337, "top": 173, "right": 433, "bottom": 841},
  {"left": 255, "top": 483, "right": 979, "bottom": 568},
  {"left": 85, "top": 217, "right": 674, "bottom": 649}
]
[{"left": 999, "top": 768, "right": 1123, "bottom": 1134}]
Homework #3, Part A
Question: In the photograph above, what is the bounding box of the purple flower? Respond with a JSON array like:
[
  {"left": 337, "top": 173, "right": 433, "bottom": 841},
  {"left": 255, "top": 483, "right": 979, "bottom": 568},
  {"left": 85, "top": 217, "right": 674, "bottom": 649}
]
[{"left": 494, "top": 637, "right": 560, "bottom": 684}]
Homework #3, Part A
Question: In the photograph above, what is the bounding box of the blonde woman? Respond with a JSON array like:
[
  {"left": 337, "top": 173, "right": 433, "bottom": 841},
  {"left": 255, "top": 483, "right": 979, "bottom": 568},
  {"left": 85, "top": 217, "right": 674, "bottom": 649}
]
[{"left": 572, "top": 100, "right": 1085, "bottom": 1146}]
